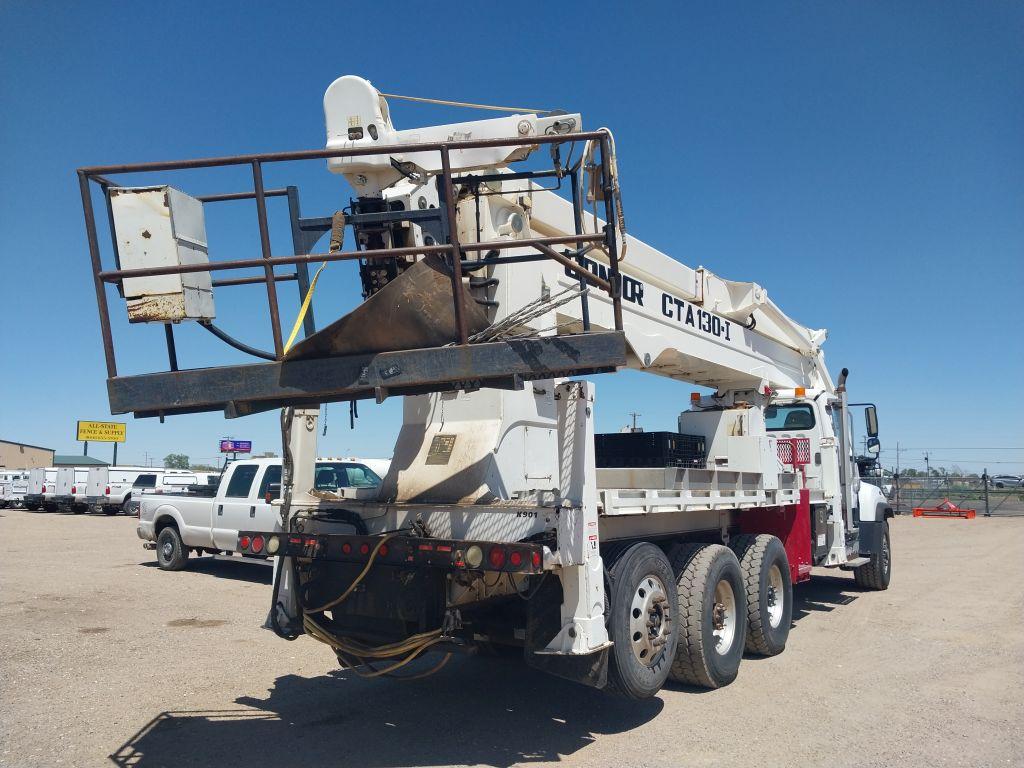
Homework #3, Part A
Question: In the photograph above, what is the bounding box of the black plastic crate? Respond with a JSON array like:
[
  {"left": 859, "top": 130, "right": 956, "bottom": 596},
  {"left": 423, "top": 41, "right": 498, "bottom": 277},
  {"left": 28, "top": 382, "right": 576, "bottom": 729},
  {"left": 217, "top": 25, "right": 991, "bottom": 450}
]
[{"left": 595, "top": 431, "right": 706, "bottom": 468}]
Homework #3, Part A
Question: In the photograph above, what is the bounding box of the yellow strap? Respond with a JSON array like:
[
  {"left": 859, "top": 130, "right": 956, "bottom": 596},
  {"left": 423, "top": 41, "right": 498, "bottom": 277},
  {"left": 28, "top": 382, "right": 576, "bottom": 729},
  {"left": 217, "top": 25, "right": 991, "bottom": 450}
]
[{"left": 283, "top": 261, "right": 328, "bottom": 354}]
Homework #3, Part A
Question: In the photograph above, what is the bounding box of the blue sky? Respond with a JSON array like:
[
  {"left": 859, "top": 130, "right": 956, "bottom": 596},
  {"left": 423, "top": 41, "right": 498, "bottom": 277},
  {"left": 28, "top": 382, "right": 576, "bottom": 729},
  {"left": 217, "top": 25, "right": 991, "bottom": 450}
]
[{"left": 1, "top": 1, "right": 1021, "bottom": 473}]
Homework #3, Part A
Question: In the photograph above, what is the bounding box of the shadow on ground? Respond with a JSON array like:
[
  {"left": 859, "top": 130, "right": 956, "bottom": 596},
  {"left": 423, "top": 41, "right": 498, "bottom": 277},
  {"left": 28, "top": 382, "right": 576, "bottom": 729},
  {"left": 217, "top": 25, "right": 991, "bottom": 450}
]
[
  {"left": 111, "top": 569, "right": 863, "bottom": 767},
  {"left": 110, "top": 654, "right": 663, "bottom": 768},
  {"left": 138, "top": 556, "right": 273, "bottom": 585},
  {"left": 791, "top": 573, "right": 859, "bottom": 622}
]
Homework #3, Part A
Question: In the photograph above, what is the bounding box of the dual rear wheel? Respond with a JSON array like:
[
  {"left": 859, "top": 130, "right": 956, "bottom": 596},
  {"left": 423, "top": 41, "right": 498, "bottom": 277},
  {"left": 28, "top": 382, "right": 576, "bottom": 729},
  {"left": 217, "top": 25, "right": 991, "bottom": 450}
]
[{"left": 606, "top": 535, "right": 792, "bottom": 699}]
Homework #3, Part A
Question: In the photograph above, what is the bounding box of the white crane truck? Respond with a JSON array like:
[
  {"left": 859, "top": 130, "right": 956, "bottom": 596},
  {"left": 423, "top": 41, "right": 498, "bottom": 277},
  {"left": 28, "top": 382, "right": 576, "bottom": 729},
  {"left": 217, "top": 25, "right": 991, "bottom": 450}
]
[{"left": 81, "top": 75, "right": 890, "bottom": 699}]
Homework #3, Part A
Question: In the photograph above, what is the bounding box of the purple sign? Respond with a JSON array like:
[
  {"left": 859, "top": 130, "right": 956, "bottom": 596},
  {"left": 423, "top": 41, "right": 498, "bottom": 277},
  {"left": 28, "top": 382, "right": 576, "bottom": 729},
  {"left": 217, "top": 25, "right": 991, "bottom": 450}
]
[{"left": 219, "top": 439, "right": 252, "bottom": 453}]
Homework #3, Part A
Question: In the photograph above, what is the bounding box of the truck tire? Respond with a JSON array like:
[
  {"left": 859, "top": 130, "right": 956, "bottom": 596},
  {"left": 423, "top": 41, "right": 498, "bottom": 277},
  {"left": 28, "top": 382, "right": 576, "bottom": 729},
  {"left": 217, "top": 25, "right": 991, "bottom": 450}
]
[
  {"left": 44, "top": 503, "right": 58, "bottom": 513},
  {"left": 605, "top": 542, "right": 679, "bottom": 699},
  {"left": 854, "top": 519, "right": 891, "bottom": 591},
  {"left": 668, "top": 543, "right": 746, "bottom": 689},
  {"left": 156, "top": 526, "right": 189, "bottom": 571},
  {"left": 729, "top": 534, "right": 792, "bottom": 656}
]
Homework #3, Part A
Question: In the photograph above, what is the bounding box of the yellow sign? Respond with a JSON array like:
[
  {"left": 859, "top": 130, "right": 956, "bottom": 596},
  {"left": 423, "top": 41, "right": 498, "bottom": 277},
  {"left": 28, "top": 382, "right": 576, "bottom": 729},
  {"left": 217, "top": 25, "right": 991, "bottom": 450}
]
[{"left": 76, "top": 421, "right": 127, "bottom": 443}]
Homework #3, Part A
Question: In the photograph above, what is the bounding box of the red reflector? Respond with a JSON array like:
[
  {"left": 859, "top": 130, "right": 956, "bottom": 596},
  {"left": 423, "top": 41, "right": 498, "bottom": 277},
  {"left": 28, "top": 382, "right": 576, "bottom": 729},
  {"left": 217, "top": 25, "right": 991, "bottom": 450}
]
[
  {"left": 418, "top": 544, "right": 433, "bottom": 551},
  {"left": 289, "top": 537, "right": 303, "bottom": 545},
  {"left": 532, "top": 550, "right": 542, "bottom": 568},
  {"left": 436, "top": 544, "right": 452, "bottom": 552},
  {"left": 509, "top": 551, "right": 523, "bottom": 568},
  {"left": 378, "top": 544, "right": 389, "bottom": 557},
  {"left": 341, "top": 542, "right": 352, "bottom": 554},
  {"left": 251, "top": 535, "right": 265, "bottom": 554},
  {"left": 488, "top": 547, "right": 506, "bottom": 569},
  {"left": 239, "top": 535, "right": 251, "bottom": 550},
  {"left": 359, "top": 542, "right": 370, "bottom": 555}
]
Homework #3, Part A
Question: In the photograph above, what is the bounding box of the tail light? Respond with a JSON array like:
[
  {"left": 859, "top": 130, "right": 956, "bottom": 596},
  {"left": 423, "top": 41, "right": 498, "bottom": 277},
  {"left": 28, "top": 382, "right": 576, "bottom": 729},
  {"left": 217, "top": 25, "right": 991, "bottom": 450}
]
[
  {"left": 105, "top": 486, "right": 111, "bottom": 495},
  {"left": 509, "top": 550, "right": 523, "bottom": 568},
  {"left": 251, "top": 535, "right": 265, "bottom": 554},
  {"left": 239, "top": 535, "right": 251, "bottom": 550},
  {"left": 71, "top": 486, "right": 77, "bottom": 494},
  {"left": 488, "top": 546, "right": 507, "bottom": 569}
]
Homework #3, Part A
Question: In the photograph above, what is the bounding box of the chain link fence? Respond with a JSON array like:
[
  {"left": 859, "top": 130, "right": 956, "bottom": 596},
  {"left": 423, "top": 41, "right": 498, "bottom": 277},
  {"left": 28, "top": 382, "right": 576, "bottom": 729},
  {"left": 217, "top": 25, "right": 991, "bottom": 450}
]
[{"left": 860, "top": 474, "right": 1024, "bottom": 517}]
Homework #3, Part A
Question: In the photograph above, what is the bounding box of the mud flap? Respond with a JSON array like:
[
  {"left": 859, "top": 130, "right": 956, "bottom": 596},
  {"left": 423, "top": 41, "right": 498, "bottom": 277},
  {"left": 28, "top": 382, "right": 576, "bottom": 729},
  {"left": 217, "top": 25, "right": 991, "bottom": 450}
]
[{"left": 523, "top": 574, "right": 609, "bottom": 689}]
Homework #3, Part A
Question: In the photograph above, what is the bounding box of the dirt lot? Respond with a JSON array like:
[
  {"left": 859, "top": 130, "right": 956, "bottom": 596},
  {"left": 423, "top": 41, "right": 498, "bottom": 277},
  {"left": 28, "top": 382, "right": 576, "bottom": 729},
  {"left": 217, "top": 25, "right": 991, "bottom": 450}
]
[{"left": 1, "top": 510, "right": 1021, "bottom": 768}]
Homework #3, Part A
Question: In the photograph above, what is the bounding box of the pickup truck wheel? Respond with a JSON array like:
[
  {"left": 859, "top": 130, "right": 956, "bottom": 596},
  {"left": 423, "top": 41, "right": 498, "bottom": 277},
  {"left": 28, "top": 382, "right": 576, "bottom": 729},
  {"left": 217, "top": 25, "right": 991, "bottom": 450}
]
[
  {"left": 854, "top": 520, "right": 891, "bottom": 591},
  {"left": 729, "top": 534, "right": 792, "bottom": 656},
  {"left": 605, "top": 542, "right": 679, "bottom": 699},
  {"left": 156, "top": 527, "right": 189, "bottom": 571},
  {"left": 669, "top": 543, "right": 746, "bottom": 689}
]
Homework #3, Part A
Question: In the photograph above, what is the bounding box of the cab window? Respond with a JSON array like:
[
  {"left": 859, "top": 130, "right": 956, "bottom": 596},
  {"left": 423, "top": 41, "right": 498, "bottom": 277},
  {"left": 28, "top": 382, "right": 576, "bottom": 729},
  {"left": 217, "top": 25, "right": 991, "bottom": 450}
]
[
  {"left": 133, "top": 474, "right": 157, "bottom": 488},
  {"left": 257, "top": 465, "right": 282, "bottom": 499},
  {"left": 224, "top": 464, "right": 259, "bottom": 498},
  {"left": 764, "top": 404, "right": 816, "bottom": 431}
]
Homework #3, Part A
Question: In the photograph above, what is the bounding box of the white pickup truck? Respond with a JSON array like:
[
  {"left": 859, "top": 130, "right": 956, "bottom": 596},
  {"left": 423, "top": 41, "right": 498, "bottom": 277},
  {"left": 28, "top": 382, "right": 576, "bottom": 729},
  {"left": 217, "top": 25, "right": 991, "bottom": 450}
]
[{"left": 138, "top": 457, "right": 382, "bottom": 570}]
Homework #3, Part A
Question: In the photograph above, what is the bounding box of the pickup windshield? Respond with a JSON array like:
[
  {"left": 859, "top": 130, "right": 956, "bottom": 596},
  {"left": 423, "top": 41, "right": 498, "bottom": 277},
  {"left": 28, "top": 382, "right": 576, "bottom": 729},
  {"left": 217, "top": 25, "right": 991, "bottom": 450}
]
[
  {"left": 254, "top": 462, "right": 383, "bottom": 499},
  {"left": 315, "top": 462, "right": 382, "bottom": 490}
]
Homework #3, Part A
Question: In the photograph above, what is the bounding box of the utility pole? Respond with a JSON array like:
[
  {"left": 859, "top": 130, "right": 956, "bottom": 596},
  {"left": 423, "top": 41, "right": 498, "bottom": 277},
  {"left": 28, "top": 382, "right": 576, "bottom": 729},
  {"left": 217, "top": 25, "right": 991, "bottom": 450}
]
[
  {"left": 924, "top": 451, "right": 930, "bottom": 476},
  {"left": 629, "top": 412, "right": 642, "bottom": 432}
]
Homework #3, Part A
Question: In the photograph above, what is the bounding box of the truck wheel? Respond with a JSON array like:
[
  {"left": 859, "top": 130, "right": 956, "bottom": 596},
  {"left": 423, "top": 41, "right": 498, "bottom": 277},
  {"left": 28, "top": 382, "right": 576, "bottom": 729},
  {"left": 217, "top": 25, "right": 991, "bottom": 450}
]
[
  {"left": 44, "top": 503, "right": 58, "bottom": 512},
  {"left": 156, "top": 527, "right": 189, "bottom": 571},
  {"left": 605, "top": 542, "right": 679, "bottom": 699},
  {"left": 729, "top": 534, "right": 792, "bottom": 656},
  {"left": 854, "top": 520, "right": 891, "bottom": 591},
  {"left": 669, "top": 543, "right": 746, "bottom": 689}
]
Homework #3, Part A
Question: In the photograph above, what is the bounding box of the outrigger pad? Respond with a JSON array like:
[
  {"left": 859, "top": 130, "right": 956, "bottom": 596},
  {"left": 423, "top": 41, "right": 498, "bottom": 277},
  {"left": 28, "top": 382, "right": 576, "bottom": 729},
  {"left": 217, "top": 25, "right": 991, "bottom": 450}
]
[{"left": 285, "top": 255, "right": 490, "bottom": 360}]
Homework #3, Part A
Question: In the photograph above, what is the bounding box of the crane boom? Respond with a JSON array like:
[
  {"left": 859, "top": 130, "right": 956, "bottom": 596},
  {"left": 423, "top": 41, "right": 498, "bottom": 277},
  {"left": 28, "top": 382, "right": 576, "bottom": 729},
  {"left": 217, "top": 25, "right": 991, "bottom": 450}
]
[{"left": 524, "top": 188, "right": 834, "bottom": 394}]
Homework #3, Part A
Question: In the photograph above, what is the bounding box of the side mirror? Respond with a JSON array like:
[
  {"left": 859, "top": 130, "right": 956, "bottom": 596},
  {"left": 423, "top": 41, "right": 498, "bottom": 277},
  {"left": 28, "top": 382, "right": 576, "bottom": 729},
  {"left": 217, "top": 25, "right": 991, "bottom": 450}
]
[
  {"left": 866, "top": 437, "right": 880, "bottom": 456},
  {"left": 864, "top": 405, "right": 879, "bottom": 438}
]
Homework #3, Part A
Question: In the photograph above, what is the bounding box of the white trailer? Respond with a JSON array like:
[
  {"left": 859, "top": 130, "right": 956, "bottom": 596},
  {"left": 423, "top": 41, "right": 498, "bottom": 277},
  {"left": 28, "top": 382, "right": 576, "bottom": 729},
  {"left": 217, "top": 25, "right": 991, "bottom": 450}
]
[{"left": 84, "top": 75, "right": 892, "bottom": 699}]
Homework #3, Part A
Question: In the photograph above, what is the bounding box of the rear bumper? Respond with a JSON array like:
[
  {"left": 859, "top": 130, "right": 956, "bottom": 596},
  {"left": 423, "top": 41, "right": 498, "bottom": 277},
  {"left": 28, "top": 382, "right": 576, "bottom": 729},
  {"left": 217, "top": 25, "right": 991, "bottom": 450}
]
[
  {"left": 137, "top": 520, "right": 155, "bottom": 541},
  {"left": 24, "top": 494, "right": 44, "bottom": 505},
  {"left": 237, "top": 531, "right": 547, "bottom": 575}
]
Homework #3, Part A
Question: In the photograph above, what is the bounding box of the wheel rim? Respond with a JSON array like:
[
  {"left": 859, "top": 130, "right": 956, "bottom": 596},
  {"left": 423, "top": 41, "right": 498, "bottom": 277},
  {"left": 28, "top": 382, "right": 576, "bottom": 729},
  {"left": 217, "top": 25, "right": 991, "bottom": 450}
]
[
  {"left": 161, "top": 540, "right": 173, "bottom": 560},
  {"left": 881, "top": 531, "right": 891, "bottom": 575},
  {"left": 629, "top": 574, "right": 671, "bottom": 666},
  {"left": 766, "top": 564, "right": 785, "bottom": 628},
  {"left": 711, "top": 579, "right": 737, "bottom": 655}
]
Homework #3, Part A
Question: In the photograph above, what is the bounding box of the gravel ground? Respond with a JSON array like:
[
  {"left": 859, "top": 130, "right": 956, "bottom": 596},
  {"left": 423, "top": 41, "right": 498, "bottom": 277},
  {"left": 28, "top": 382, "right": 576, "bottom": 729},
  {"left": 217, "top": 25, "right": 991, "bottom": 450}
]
[{"left": 1, "top": 509, "right": 1022, "bottom": 768}]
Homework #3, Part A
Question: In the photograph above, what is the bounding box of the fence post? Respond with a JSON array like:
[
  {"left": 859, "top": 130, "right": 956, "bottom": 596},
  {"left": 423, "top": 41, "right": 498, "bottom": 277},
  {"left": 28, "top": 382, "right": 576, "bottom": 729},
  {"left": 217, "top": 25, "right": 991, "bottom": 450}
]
[
  {"left": 893, "top": 471, "right": 900, "bottom": 514},
  {"left": 983, "top": 468, "right": 990, "bottom": 517}
]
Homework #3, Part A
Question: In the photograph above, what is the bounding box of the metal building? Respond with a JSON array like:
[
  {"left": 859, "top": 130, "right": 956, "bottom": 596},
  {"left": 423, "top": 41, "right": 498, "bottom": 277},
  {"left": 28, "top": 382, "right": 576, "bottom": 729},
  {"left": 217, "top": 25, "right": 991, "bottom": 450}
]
[{"left": 0, "top": 440, "right": 55, "bottom": 469}]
